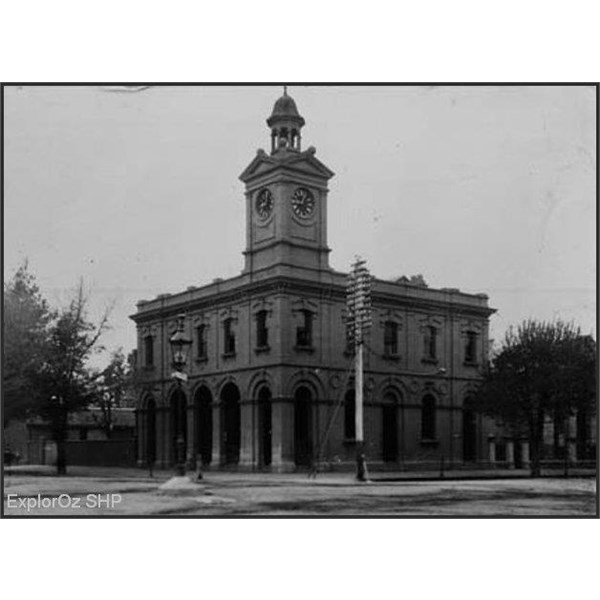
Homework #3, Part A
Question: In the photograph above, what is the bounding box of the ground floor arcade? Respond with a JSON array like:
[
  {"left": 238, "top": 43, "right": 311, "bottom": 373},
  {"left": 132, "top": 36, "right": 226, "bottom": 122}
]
[{"left": 136, "top": 369, "right": 492, "bottom": 472}]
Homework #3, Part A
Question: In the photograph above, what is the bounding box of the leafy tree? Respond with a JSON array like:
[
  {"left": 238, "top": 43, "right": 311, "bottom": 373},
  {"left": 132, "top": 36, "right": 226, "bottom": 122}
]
[
  {"left": 35, "top": 282, "right": 111, "bottom": 474},
  {"left": 3, "top": 262, "right": 53, "bottom": 425},
  {"left": 473, "top": 319, "right": 596, "bottom": 476},
  {"left": 91, "top": 348, "right": 134, "bottom": 438}
]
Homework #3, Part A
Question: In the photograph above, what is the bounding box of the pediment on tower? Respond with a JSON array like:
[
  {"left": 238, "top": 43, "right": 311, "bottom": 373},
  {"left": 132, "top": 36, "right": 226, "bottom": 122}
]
[{"left": 240, "top": 148, "right": 334, "bottom": 183}]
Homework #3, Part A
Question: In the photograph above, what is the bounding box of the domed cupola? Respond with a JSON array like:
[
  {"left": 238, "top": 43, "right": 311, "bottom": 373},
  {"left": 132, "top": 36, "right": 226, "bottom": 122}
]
[{"left": 267, "top": 86, "right": 305, "bottom": 154}]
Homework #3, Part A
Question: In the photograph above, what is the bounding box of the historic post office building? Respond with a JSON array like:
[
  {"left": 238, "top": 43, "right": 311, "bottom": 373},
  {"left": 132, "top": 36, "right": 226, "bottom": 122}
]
[{"left": 132, "top": 90, "right": 496, "bottom": 472}]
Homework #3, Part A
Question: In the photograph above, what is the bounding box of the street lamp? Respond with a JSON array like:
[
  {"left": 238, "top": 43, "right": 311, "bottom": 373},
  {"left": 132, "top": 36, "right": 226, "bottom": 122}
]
[{"left": 169, "top": 314, "right": 192, "bottom": 477}]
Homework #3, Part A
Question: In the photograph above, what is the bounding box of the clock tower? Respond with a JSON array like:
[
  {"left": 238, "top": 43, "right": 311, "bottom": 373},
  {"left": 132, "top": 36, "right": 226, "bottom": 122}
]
[{"left": 239, "top": 89, "right": 335, "bottom": 274}]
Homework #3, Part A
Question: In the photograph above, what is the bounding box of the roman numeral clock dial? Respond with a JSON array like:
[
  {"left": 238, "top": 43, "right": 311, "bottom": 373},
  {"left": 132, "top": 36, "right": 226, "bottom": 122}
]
[
  {"left": 255, "top": 188, "right": 273, "bottom": 220},
  {"left": 291, "top": 187, "right": 315, "bottom": 218}
]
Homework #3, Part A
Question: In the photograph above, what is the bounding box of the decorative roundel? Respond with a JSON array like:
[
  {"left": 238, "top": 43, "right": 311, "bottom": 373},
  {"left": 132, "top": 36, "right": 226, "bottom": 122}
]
[
  {"left": 255, "top": 188, "right": 273, "bottom": 219},
  {"left": 291, "top": 187, "right": 315, "bottom": 218}
]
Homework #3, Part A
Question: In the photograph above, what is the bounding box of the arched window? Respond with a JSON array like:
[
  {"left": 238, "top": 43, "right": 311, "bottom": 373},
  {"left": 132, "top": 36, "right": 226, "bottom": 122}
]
[
  {"left": 464, "top": 331, "right": 477, "bottom": 364},
  {"left": 144, "top": 335, "right": 154, "bottom": 367},
  {"left": 421, "top": 394, "right": 436, "bottom": 440},
  {"left": 423, "top": 326, "right": 437, "bottom": 361},
  {"left": 223, "top": 318, "right": 236, "bottom": 355},
  {"left": 344, "top": 389, "right": 355, "bottom": 440},
  {"left": 256, "top": 310, "right": 269, "bottom": 348},
  {"left": 384, "top": 321, "right": 398, "bottom": 356},
  {"left": 296, "top": 310, "right": 313, "bottom": 348},
  {"left": 196, "top": 324, "right": 207, "bottom": 359}
]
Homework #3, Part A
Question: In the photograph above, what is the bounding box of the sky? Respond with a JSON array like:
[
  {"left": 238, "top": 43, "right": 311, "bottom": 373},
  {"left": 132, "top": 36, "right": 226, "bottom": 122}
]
[{"left": 4, "top": 85, "right": 596, "bottom": 366}]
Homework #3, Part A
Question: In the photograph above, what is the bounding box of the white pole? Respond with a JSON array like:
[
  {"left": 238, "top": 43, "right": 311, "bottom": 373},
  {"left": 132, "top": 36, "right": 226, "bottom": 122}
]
[{"left": 355, "top": 341, "right": 363, "bottom": 443}]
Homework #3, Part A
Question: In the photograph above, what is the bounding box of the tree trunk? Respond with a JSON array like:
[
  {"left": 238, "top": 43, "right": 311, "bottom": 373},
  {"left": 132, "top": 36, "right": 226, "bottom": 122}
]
[
  {"left": 56, "top": 437, "right": 67, "bottom": 475},
  {"left": 54, "top": 408, "right": 67, "bottom": 475},
  {"left": 529, "top": 410, "right": 544, "bottom": 478}
]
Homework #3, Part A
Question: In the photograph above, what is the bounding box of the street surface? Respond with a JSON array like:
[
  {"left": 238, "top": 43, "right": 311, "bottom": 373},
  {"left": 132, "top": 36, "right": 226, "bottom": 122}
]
[{"left": 3, "top": 466, "right": 596, "bottom": 516}]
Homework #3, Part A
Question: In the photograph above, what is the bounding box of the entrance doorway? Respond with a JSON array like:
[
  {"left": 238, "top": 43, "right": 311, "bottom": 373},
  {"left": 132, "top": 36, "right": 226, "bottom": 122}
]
[
  {"left": 462, "top": 409, "right": 477, "bottom": 462},
  {"left": 257, "top": 387, "right": 272, "bottom": 467},
  {"left": 220, "top": 383, "right": 241, "bottom": 466},
  {"left": 146, "top": 398, "right": 156, "bottom": 466},
  {"left": 194, "top": 386, "right": 213, "bottom": 466},
  {"left": 382, "top": 394, "right": 398, "bottom": 462},
  {"left": 294, "top": 386, "right": 312, "bottom": 467}
]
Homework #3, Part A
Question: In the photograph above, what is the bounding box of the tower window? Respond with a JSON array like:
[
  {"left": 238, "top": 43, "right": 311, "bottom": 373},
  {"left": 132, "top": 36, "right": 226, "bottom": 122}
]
[
  {"left": 423, "top": 326, "right": 437, "bottom": 361},
  {"left": 256, "top": 310, "right": 269, "bottom": 348},
  {"left": 296, "top": 310, "right": 313, "bottom": 348},
  {"left": 196, "top": 325, "right": 207, "bottom": 359},
  {"left": 421, "top": 395, "right": 436, "bottom": 441},
  {"left": 384, "top": 321, "right": 398, "bottom": 356},
  {"left": 144, "top": 335, "right": 154, "bottom": 368},
  {"left": 223, "top": 318, "right": 236, "bottom": 355},
  {"left": 465, "top": 331, "right": 477, "bottom": 364}
]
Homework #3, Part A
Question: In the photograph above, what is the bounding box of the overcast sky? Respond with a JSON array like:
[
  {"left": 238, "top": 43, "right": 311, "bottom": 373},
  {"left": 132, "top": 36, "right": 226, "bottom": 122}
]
[{"left": 4, "top": 85, "right": 596, "bottom": 366}]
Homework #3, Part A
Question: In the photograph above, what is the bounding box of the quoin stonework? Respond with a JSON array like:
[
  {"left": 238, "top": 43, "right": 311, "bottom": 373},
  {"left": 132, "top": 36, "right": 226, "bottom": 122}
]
[{"left": 131, "top": 89, "right": 496, "bottom": 472}]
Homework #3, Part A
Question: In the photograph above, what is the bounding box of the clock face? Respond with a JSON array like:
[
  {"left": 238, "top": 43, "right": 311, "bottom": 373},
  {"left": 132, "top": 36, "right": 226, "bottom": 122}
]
[
  {"left": 291, "top": 187, "right": 315, "bottom": 218},
  {"left": 255, "top": 188, "right": 273, "bottom": 219}
]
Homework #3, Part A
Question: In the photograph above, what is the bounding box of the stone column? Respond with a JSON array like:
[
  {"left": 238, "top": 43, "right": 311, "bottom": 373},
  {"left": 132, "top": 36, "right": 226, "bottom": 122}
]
[
  {"left": 488, "top": 435, "right": 496, "bottom": 466},
  {"left": 136, "top": 410, "right": 145, "bottom": 467},
  {"left": 186, "top": 403, "right": 196, "bottom": 469},
  {"left": 567, "top": 442, "right": 577, "bottom": 463},
  {"left": 506, "top": 440, "right": 515, "bottom": 469},
  {"left": 156, "top": 407, "right": 169, "bottom": 469},
  {"left": 270, "top": 397, "right": 295, "bottom": 472},
  {"left": 211, "top": 402, "right": 221, "bottom": 467},
  {"left": 239, "top": 399, "right": 255, "bottom": 468},
  {"left": 521, "top": 440, "right": 530, "bottom": 469}
]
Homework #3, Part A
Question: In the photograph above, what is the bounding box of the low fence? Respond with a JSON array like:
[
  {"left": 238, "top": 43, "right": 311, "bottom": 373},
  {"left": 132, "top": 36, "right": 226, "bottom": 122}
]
[{"left": 27, "top": 439, "right": 136, "bottom": 467}]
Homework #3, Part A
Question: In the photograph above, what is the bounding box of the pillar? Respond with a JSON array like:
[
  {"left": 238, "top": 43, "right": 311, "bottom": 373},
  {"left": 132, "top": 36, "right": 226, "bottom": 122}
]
[
  {"left": 136, "top": 410, "right": 145, "bottom": 467},
  {"left": 159, "top": 404, "right": 166, "bottom": 469},
  {"left": 270, "top": 397, "right": 295, "bottom": 472},
  {"left": 488, "top": 435, "right": 496, "bottom": 465},
  {"left": 186, "top": 403, "right": 196, "bottom": 469},
  {"left": 506, "top": 440, "right": 515, "bottom": 469},
  {"left": 521, "top": 440, "right": 530, "bottom": 469},
  {"left": 239, "top": 400, "right": 255, "bottom": 468},
  {"left": 568, "top": 441, "right": 577, "bottom": 463},
  {"left": 211, "top": 401, "right": 221, "bottom": 467}
]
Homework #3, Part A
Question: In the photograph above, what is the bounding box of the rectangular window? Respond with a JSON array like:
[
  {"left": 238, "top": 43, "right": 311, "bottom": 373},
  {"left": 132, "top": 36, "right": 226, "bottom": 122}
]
[
  {"left": 465, "top": 331, "right": 477, "bottom": 363},
  {"left": 424, "top": 326, "right": 437, "bottom": 360},
  {"left": 223, "top": 319, "right": 236, "bottom": 355},
  {"left": 384, "top": 321, "right": 398, "bottom": 355},
  {"left": 144, "top": 335, "right": 154, "bottom": 367},
  {"left": 256, "top": 311, "right": 269, "bottom": 348},
  {"left": 196, "top": 325, "right": 207, "bottom": 359},
  {"left": 296, "top": 310, "right": 313, "bottom": 348}
]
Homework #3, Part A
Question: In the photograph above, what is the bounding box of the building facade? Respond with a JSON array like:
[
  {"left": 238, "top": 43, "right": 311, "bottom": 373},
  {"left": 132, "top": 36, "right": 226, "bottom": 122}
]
[{"left": 132, "top": 90, "right": 496, "bottom": 472}]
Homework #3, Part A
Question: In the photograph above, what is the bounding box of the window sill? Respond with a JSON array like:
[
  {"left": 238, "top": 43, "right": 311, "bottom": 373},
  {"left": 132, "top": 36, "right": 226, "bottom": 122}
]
[
  {"left": 383, "top": 353, "right": 401, "bottom": 362},
  {"left": 463, "top": 360, "right": 479, "bottom": 367},
  {"left": 142, "top": 366, "right": 156, "bottom": 372},
  {"left": 255, "top": 345, "right": 271, "bottom": 354},
  {"left": 195, "top": 356, "right": 208, "bottom": 364},
  {"left": 221, "top": 352, "right": 236, "bottom": 359},
  {"left": 421, "top": 357, "right": 439, "bottom": 365},
  {"left": 294, "top": 345, "right": 315, "bottom": 353},
  {"left": 343, "top": 438, "right": 358, "bottom": 445}
]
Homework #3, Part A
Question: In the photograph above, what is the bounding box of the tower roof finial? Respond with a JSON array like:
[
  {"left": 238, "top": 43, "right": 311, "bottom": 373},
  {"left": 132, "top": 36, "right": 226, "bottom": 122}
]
[{"left": 283, "top": 85, "right": 288, "bottom": 96}]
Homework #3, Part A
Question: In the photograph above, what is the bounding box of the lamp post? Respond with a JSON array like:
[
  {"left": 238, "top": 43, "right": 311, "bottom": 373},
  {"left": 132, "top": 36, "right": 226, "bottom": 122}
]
[{"left": 169, "top": 314, "right": 192, "bottom": 477}]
